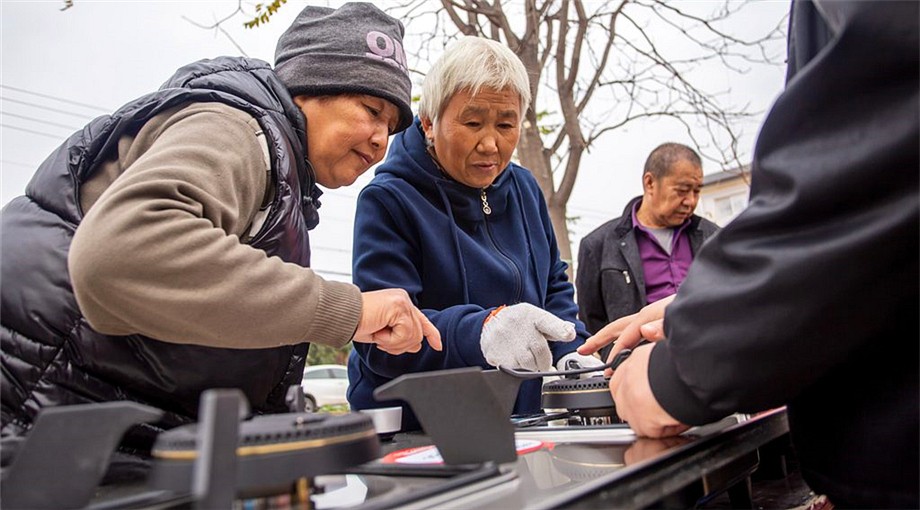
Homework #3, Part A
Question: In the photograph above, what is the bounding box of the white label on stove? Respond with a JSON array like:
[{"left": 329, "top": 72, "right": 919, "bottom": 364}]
[{"left": 382, "top": 439, "right": 545, "bottom": 464}]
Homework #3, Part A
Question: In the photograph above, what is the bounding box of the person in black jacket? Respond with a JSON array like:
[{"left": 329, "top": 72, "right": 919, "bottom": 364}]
[
  {"left": 576, "top": 143, "right": 719, "bottom": 359},
  {"left": 579, "top": 1, "right": 918, "bottom": 507}
]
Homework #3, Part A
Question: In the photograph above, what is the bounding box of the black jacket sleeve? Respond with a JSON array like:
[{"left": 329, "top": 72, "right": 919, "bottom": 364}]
[{"left": 648, "top": 0, "right": 919, "bottom": 425}]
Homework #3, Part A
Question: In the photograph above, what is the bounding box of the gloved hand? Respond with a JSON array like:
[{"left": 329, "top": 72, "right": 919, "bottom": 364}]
[
  {"left": 555, "top": 351, "right": 606, "bottom": 378},
  {"left": 480, "top": 303, "right": 576, "bottom": 371}
]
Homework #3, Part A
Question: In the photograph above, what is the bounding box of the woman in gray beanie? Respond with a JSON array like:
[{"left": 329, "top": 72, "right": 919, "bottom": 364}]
[{"left": 1, "top": 2, "right": 438, "bottom": 463}]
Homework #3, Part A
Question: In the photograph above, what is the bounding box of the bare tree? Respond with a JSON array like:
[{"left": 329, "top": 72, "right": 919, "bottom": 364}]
[{"left": 389, "top": 0, "right": 785, "bottom": 267}]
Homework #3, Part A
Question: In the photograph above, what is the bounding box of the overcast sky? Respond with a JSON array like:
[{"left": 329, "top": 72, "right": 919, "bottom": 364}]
[{"left": 1, "top": 0, "right": 790, "bottom": 281}]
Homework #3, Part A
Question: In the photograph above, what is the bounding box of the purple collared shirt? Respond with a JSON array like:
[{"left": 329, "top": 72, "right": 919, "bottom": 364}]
[{"left": 632, "top": 202, "right": 694, "bottom": 304}]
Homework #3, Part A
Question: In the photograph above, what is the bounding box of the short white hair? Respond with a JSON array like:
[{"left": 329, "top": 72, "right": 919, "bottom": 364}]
[{"left": 418, "top": 36, "right": 532, "bottom": 124}]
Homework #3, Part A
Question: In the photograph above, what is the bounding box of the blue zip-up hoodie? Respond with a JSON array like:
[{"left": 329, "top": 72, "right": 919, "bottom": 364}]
[{"left": 347, "top": 118, "right": 588, "bottom": 430}]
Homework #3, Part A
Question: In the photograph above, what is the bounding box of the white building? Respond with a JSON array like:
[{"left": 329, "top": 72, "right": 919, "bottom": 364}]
[{"left": 698, "top": 165, "right": 752, "bottom": 227}]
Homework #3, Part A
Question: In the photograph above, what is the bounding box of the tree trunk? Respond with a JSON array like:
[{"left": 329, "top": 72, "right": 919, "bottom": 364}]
[
  {"left": 548, "top": 200, "right": 572, "bottom": 271},
  {"left": 517, "top": 113, "right": 575, "bottom": 279}
]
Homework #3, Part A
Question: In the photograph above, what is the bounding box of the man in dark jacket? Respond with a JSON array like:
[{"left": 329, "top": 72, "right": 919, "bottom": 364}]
[
  {"left": 576, "top": 143, "right": 719, "bottom": 356},
  {"left": 581, "top": 1, "right": 918, "bottom": 507}
]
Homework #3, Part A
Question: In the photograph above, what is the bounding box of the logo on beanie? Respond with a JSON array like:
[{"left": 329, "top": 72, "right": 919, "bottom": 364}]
[{"left": 365, "top": 31, "right": 408, "bottom": 75}]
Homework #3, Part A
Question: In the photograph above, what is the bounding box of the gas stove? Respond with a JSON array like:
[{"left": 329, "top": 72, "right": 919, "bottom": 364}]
[{"left": 0, "top": 367, "right": 768, "bottom": 510}]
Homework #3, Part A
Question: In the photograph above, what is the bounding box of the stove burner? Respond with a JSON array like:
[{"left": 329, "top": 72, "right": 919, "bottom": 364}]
[
  {"left": 541, "top": 376, "right": 624, "bottom": 426},
  {"left": 150, "top": 411, "right": 380, "bottom": 498}
]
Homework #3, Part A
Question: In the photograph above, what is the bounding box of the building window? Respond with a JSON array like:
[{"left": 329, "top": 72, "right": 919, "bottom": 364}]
[{"left": 714, "top": 192, "right": 749, "bottom": 225}]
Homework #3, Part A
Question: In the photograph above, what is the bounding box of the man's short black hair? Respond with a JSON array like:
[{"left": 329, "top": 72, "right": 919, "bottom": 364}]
[{"left": 643, "top": 142, "right": 702, "bottom": 180}]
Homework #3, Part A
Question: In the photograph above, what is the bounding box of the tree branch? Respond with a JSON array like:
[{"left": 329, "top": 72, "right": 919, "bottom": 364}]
[{"left": 182, "top": 1, "right": 249, "bottom": 57}]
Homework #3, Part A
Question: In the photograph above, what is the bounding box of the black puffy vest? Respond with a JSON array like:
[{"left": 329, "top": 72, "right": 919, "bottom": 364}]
[{"left": 1, "top": 57, "right": 320, "bottom": 446}]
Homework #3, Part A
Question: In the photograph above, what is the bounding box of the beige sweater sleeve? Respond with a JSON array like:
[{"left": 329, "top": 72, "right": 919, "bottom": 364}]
[{"left": 69, "top": 102, "right": 361, "bottom": 349}]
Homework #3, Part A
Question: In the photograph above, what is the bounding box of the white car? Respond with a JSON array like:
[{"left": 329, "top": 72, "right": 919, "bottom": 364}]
[{"left": 300, "top": 364, "right": 349, "bottom": 412}]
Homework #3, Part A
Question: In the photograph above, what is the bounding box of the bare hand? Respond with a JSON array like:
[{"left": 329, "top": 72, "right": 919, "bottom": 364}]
[
  {"left": 638, "top": 319, "right": 665, "bottom": 341},
  {"left": 578, "top": 294, "right": 675, "bottom": 376},
  {"left": 609, "top": 343, "right": 688, "bottom": 438},
  {"left": 353, "top": 289, "right": 442, "bottom": 355}
]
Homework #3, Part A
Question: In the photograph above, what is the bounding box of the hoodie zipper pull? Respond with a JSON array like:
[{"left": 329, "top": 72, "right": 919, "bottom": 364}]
[{"left": 480, "top": 188, "right": 492, "bottom": 215}]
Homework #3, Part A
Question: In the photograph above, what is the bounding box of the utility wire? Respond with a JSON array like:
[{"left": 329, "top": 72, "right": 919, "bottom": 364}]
[
  {"left": 1, "top": 111, "right": 80, "bottom": 131},
  {"left": 1, "top": 96, "right": 102, "bottom": 120},
  {"left": 1, "top": 124, "right": 63, "bottom": 139},
  {"left": 0, "top": 84, "right": 111, "bottom": 112}
]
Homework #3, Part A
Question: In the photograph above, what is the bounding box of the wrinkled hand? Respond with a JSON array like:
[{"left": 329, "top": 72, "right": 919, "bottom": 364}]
[
  {"left": 608, "top": 343, "right": 688, "bottom": 438},
  {"left": 353, "top": 289, "right": 442, "bottom": 355},
  {"left": 480, "top": 303, "right": 576, "bottom": 371},
  {"left": 555, "top": 352, "right": 606, "bottom": 378},
  {"left": 578, "top": 294, "right": 674, "bottom": 376}
]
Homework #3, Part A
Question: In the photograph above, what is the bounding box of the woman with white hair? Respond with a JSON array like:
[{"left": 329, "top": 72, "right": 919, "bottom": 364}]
[{"left": 347, "top": 36, "right": 601, "bottom": 429}]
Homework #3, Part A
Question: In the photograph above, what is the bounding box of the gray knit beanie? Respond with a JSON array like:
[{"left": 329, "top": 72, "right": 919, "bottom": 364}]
[{"left": 275, "top": 2, "right": 413, "bottom": 133}]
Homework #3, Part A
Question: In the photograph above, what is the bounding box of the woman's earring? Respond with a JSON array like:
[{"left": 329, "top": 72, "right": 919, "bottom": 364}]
[{"left": 426, "top": 138, "right": 434, "bottom": 148}]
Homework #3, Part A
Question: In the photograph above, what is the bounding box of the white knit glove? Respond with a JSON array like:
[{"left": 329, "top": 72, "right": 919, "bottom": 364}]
[
  {"left": 555, "top": 352, "right": 606, "bottom": 378},
  {"left": 480, "top": 303, "right": 576, "bottom": 371}
]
